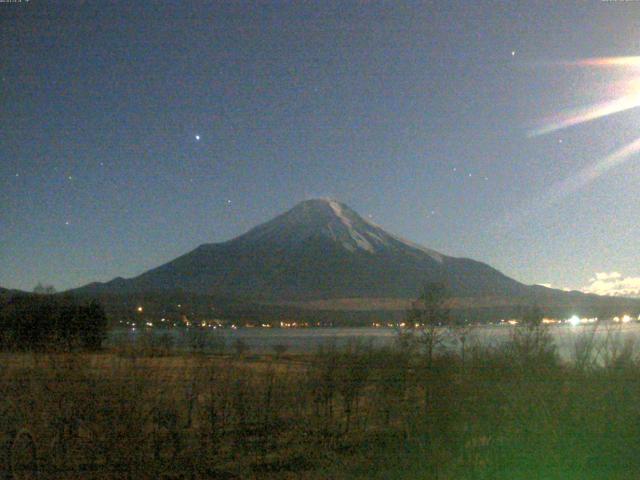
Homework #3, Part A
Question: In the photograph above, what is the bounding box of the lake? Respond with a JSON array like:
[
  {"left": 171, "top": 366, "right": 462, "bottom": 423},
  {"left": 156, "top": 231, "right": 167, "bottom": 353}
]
[{"left": 107, "top": 322, "right": 640, "bottom": 362}]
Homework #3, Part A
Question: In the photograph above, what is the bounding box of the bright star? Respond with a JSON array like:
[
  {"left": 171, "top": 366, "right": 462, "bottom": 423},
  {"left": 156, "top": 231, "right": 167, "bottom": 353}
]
[{"left": 195, "top": 135, "right": 200, "bottom": 141}]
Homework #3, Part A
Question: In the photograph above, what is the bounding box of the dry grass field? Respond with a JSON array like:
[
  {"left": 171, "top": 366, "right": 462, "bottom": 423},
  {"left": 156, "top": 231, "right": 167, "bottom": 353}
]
[{"left": 2, "top": 325, "right": 640, "bottom": 479}]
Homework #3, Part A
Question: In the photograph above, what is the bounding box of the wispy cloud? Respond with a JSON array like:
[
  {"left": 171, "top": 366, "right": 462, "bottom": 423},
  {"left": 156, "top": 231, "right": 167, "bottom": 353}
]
[{"left": 582, "top": 272, "right": 640, "bottom": 297}]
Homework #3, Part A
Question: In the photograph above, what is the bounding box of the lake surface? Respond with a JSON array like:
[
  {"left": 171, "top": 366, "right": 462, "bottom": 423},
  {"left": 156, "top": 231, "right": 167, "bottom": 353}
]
[{"left": 107, "top": 322, "right": 640, "bottom": 361}]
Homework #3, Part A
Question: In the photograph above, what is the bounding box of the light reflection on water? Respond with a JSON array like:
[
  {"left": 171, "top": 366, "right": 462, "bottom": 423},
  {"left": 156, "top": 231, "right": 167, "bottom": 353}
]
[{"left": 107, "top": 323, "right": 640, "bottom": 361}]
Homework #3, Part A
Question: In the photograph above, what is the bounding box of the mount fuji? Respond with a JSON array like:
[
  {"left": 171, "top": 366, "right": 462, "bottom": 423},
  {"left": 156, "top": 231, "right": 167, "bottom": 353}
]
[{"left": 73, "top": 199, "right": 640, "bottom": 317}]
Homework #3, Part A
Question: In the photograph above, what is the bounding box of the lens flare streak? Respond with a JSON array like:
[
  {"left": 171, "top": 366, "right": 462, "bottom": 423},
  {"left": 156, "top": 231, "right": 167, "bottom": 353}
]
[
  {"left": 569, "top": 56, "right": 640, "bottom": 68},
  {"left": 547, "top": 137, "right": 640, "bottom": 202},
  {"left": 528, "top": 56, "right": 640, "bottom": 205},
  {"left": 530, "top": 94, "right": 640, "bottom": 136},
  {"left": 530, "top": 56, "right": 640, "bottom": 136}
]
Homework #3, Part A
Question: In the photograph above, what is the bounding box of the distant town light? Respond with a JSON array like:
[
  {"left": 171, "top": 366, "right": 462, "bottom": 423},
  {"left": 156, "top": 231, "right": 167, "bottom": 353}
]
[
  {"left": 568, "top": 315, "right": 580, "bottom": 327},
  {"left": 136, "top": 306, "right": 143, "bottom": 313}
]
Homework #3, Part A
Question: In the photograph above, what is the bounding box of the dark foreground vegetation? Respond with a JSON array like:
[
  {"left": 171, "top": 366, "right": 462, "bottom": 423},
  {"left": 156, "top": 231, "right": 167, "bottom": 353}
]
[
  {"left": 1, "top": 317, "right": 640, "bottom": 479},
  {"left": 0, "top": 294, "right": 108, "bottom": 351}
]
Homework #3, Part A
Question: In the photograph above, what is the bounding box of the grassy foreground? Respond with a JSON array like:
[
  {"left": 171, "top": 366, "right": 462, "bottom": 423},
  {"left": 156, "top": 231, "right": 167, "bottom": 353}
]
[{"left": 1, "top": 325, "right": 640, "bottom": 479}]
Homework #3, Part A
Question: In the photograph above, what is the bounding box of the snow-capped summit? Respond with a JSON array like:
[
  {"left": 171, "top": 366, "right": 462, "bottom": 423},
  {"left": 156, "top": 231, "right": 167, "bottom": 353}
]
[{"left": 235, "top": 198, "right": 444, "bottom": 261}]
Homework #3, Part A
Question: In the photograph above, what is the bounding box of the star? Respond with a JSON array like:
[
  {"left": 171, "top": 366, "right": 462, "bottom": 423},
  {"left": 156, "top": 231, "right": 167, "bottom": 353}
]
[
  {"left": 65, "top": 221, "right": 70, "bottom": 226},
  {"left": 195, "top": 135, "right": 201, "bottom": 141},
  {"left": 511, "top": 50, "right": 516, "bottom": 56},
  {"left": 67, "top": 175, "right": 74, "bottom": 181}
]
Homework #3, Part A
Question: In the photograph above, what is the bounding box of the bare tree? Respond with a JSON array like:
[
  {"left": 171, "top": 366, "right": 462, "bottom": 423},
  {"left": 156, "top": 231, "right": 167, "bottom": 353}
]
[
  {"left": 507, "top": 305, "right": 557, "bottom": 371},
  {"left": 404, "top": 282, "right": 451, "bottom": 367},
  {"left": 33, "top": 283, "right": 56, "bottom": 295}
]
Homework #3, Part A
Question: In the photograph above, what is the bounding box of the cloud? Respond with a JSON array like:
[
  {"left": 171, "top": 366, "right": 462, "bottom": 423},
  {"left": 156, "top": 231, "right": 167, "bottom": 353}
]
[
  {"left": 583, "top": 272, "right": 640, "bottom": 297},
  {"left": 593, "top": 272, "right": 622, "bottom": 281}
]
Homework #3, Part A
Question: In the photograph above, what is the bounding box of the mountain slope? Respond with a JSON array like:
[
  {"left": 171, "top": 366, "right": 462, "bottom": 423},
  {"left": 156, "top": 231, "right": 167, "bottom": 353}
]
[{"left": 75, "top": 198, "right": 556, "bottom": 302}]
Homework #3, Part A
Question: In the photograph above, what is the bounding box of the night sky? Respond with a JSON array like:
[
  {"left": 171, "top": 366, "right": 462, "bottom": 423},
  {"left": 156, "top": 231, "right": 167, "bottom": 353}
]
[{"left": 3, "top": 1, "right": 640, "bottom": 295}]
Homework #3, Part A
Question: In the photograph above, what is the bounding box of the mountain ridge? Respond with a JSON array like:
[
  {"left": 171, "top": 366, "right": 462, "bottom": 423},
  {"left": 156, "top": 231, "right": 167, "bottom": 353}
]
[
  {"left": 70, "top": 199, "right": 640, "bottom": 318},
  {"left": 75, "top": 199, "right": 531, "bottom": 300}
]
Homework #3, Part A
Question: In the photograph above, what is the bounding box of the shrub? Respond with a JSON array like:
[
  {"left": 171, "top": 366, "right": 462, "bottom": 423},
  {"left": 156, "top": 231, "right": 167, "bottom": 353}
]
[{"left": 0, "top": 294, "right": 108, "bottom": 351}]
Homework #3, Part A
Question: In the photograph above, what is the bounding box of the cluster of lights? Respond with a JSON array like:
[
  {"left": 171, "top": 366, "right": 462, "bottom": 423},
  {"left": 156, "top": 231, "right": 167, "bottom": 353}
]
[
  {"left": 373, "top": 322, "right": 398, "bottom": 328},
  {"left": 568, "top": 315, "right": 581, "bottom": 327},
  {"left": 122, "top": 309, "right": 640, "bottom": 332},
  {"left": 566, "top": 316, "right": 606, "bottom": 326},
  {"left": 497, "top": 319, "right": 520, "bottom": 325},
  {"left": 279, "top": 321, "right": 310, "bottom": 328},
  {"left": 495, "top": 315, "right": 640, "bottom": 327}
]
